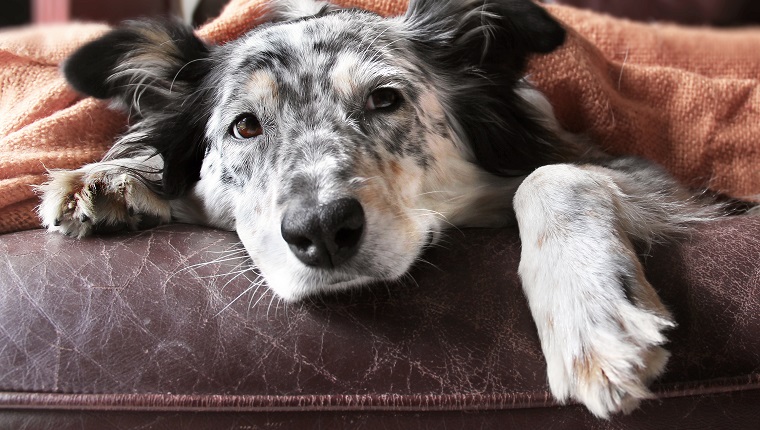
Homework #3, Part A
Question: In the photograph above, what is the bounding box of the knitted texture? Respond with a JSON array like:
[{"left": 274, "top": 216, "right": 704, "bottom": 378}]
[
  {"left": 0, "top": 0, "right": 758, "bottom": 234},
  {"left": 534, "top": 6, "right": 760, "bottom": 200}
]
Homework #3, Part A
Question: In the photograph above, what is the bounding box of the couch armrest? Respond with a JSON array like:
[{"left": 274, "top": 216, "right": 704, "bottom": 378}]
[{"left": 0, "top": 217, "right": 759, "bottom": 427}]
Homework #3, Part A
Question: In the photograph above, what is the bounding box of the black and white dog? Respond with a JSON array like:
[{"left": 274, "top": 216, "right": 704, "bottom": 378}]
[{"left": 38, "top": 0, "right": 727, "bottom": 418}]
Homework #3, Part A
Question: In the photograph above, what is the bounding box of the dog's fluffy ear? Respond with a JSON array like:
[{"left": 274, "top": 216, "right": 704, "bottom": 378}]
[
  {"left": 403, "top": 0, "right": 565, "bottom": 72},
  {"left": 64, "top": 19, "right": 211, "bottom": 112},
  {"left": 403, "top": 0, "right": 571, "bottom": 176},
  {"left": 63, "top": 20, "right": 213, "bottom": 198}
]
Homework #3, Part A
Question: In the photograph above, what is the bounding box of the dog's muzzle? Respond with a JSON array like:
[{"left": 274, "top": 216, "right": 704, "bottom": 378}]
[{"left": 280, "top": 197, "right": 365, "bottom": 268}]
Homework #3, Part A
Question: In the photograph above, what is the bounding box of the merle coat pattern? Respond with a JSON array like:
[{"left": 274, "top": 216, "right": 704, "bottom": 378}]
[{"left": 38, "top": 0, "right": 727, "bottom": 418}]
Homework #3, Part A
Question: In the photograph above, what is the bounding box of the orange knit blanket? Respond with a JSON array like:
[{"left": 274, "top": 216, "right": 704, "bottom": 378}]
[{"left": 1, "top": 0, "right": 758, "bottom": 234}]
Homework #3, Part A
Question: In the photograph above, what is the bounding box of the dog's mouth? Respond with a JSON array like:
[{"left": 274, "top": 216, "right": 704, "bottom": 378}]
[
  {"left": 284, "top": 230, "right": 435, "bottom": 299},
  {"left": 324, "top": 274, "right": 376, "bottom": 289},
  {"left": 241, "top": 227, "right": 428, "bottom": 302},
  {"left": 237, "top": 191, "right": 442, "bottom": 302}
]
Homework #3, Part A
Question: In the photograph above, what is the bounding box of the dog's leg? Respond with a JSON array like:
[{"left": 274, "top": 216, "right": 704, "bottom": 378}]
[
  {"left": 513, "top": 161, "right": 714, "bottom": 418},
  {"left": 37, "top": 154, "right": 171, "bottom": 237}
]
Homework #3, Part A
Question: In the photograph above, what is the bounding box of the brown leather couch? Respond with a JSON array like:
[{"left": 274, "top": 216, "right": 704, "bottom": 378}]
[{"left": 1, "top": 215, "right": 759, "bottom": 429}]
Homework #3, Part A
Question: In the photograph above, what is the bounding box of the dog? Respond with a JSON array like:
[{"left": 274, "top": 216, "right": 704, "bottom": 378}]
[{"left": 37, "top": 0, "right": 731, "bottom": 418}]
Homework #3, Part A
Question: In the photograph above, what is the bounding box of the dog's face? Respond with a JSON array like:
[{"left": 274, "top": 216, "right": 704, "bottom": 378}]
[
  {"left": 207, "top": 9, "right": 466, "bottom": 300},
  {"left": 64, "top": 0, "right": 566, "bottom": 301}
]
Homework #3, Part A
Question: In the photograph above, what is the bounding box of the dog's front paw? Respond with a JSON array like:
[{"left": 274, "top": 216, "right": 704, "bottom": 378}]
[
  {"left": 37, "top": 170, "right": 99, "bottom": 237},
  {"left": 37, "top": 167, "right": 171, "bottom": 237},
  {"left": 541, "top": 283, "right": 675, "bottom": 418}
]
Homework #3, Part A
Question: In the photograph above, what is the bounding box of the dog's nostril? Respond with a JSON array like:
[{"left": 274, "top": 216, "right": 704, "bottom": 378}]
[
  {"left": 335, "top": 225, "right": 363, "bottom": 250},
  {"left": 293, "top": 237, "right": 314, "bottom": 252},
  {"left": 323, "top": 198, "right": 365, "bottom": 261}
]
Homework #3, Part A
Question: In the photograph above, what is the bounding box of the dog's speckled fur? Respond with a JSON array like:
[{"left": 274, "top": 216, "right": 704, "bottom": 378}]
[{"left": 38, "top": 0, "right": 729, "bottom": 418}]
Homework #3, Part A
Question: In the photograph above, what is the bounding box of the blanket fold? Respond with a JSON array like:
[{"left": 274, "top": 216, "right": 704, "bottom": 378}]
[{"left": 1, "top": 0, "right": 758, "bottom": 234}]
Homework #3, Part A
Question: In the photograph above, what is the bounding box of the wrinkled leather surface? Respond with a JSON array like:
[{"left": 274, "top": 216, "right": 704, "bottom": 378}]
[
  {"left": 4, "top": 390, "right": 760, "bottom": 430},
  {"left": 1, "top": 217, "right": 759, "bottom": 428}
]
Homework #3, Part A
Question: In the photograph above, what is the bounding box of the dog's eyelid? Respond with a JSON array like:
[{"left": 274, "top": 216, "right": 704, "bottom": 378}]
[
  {"left": 364, "top": 87, "right": 403, "bottom": 112},
  {"left": 229, "top": 113, "right": 263, "bottom": 140},
  {"left": 370, "top": 80, "right": 404, "bottom": 92}
]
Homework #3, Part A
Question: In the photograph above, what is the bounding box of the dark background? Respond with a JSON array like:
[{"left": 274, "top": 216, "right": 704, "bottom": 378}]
[
  {"left": 0, "top": 0, "right": 30, "bottom": 28},
  {"left": 2, "top": 1, "right": 760, "bottom": 29}
]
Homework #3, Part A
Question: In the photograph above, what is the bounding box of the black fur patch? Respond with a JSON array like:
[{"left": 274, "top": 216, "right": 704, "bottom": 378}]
[
  {"left": 64, "top": 20, "right": 214, "bottom": 198},
  {"left": 405, "top": 0, "right": 571, "bottom": 176}
]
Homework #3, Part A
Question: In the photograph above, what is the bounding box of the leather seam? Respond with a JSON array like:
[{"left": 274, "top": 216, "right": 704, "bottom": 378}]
[{"left": 1, "top": 374, "right": 758, "bottom": 412}]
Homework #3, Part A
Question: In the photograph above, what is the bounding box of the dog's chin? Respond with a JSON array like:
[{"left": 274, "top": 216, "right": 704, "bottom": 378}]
[
  {"left": 238, "top": 227, "right": 433, "bottom": 303},
  {"left": 250, "top": 246, "right": 424, "bottom": 303},
  {"left": 260, "top": 264, "right": 407, "bottom": 303}
]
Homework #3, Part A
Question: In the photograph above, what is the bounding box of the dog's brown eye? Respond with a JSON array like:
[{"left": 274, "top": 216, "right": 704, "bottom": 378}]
[
  {"left": 365, "top": 88, "right": 401, "bottom": 111},
  {"left": 230, "top": 114, "right": 263, "bottom": 140}
]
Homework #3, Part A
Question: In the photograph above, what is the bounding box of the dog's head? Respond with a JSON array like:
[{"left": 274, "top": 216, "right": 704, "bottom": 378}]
[{"left": 64, "top": 0, "right": 566, "bottom": 300}]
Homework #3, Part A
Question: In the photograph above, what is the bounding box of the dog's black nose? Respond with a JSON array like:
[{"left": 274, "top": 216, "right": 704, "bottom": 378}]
[{"left": 281, "top": 197, "right": 365, "bottom": 268}]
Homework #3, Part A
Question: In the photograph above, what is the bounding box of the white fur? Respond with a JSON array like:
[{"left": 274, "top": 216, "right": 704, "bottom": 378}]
[
  {"left": 514, "top": 164, "right": 675, "bottom": 418},
  {"left": 37, "top": 154, "right": 171, "bottom": 237}
]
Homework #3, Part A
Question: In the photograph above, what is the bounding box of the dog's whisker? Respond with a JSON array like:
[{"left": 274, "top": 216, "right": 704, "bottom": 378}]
[
  {"left": 246, "top": 279, "right": 269, "bottom": 316},
  {"left": 213, "top": 275, "right": 260, "bottom": 318},
  {"left": 413, "top": 256, "right": 442, "bottom": 272},
  {"left": 250, "top": 282, "right": 272, "bottom": 314},
  {"left": 173, "top": 253, "right": 251, "bottom": 275},
  {"left": 398, "top": 271, "right": 421, "bottom": 290},
  {"left": 266, "top": 294, "right": 285, "bottom": 321},
  {"left": 408, "top": 207, "right": 460, "bottom": 233},
  {"left": 216, "top": 265, "right": 255, "bottom": 291},
  {"left": 204, "top": 247, "right": 248, "bottom": 256},
  {"left": 195, "top": 265, "right": 253, "bottom": 280}
]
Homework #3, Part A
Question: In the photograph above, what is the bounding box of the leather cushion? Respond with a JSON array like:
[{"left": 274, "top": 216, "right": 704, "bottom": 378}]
[{"left": 1, "top": 217, "right": 758, "bottom": 414}]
